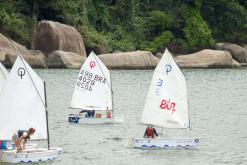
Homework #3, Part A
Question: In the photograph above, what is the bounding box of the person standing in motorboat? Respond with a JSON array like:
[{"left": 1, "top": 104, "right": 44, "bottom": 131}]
[
  {"left": 12, "top": 127, "right": 36, "bottom": 152},
  {"left": 144, "top": 125, "right": 159, "bottom": 138}
]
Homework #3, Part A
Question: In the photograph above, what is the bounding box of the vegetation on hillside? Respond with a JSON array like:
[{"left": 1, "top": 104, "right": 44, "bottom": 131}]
[{"left": 0, "top": 0, "right": 246, "bottom": 54}]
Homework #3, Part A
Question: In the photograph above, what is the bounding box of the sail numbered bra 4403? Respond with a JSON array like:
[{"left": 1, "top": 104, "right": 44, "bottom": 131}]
[
  {"left": 141, "top": 49, "right": 190, "bottom": 129},
  {"left": 70, "top": 52, "right": 112, "bottom": 110}
]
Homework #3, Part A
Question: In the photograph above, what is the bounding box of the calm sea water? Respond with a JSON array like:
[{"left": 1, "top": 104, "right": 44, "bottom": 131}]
[{"left": 6, "top": 69, "right": 247, "bottom": 165}]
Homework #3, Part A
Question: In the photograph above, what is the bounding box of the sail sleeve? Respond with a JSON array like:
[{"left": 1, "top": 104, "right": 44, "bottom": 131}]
[
  {"left": 0, "top": 56, "right": 47, "bottom": 140},
  {"left": 140, "top": 49, "right": 189, "bottom": 128},
  {"left": 70, "top": 51, "right": 112, "bottom": 110}
]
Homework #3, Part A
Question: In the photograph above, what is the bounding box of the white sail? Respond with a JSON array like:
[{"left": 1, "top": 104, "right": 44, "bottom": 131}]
[
  {"left": 0, "top": 62, "right": 9, "bottom": 91},
  {"left": 0, "top": 56, "right": 47, "bottom": 140},
  {"left": 70, "top": 51, "right": 112, "bottom": 110},
  {"left": 141, "top": 49, "right": 189, "bottom": 128}
]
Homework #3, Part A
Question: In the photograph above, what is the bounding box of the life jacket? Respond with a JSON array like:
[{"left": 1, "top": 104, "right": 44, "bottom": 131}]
[
  {"left": 17, "top": 130, "right": 30, "bottom": 140},
  {"left": 146, "top": 128, "right": 155, "bottom": 138}
]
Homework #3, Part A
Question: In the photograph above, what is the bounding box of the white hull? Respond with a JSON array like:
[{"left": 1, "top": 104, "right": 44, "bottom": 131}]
[
  {"left": 132, "top": 138, "right": 199, "bottom": 149},
  {"left": 6, "top": 143, "right": 38, "bottom": 150},
  {"left": 68, "top": 114, "right": 124, "bottom": 124},
  {"left": 0, "top": 147, "right": 62, "bottom": 163}
]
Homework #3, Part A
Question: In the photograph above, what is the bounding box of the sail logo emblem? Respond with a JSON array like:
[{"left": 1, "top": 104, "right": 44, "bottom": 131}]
[
  {"left": 17, "top": 67, "right": 26, "bottom": 79},
  {"left": 160, "top": 99, "right": 176, "bottom": 114},
  {"left": 89, "top": 61, "right": 96, "bottom": 69},
  {"left": 164, "top": 64, "right": 172, "bottom": 74}
]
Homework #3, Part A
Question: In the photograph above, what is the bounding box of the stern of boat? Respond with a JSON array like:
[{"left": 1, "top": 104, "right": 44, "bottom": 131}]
[{"left": 1, "top": 147, "right": 62, "bottom": 163}]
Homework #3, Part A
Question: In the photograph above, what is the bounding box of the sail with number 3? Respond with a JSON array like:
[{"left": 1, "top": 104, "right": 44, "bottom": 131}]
[
  {"left": 141, "top": 48, "right": 190, "bottom": 128},
  {"left": 132, "top": 48, "right": 198, "bottom": 149},
  {"left": 70, "top": 51, "right": 112, "bottom": 111}
]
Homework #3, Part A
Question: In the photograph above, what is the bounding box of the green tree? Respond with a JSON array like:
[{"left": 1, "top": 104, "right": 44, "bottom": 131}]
[
  {"left": 182, "top": 3, "right": 215, "bottom": 49},
  {"left": 201, "top": 0, "right": 247, "bottom": 44}
]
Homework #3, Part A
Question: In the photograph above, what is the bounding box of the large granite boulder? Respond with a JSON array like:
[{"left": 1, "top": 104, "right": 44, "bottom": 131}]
[
  {"left": 47, "top": 50, "right": 86, "bottom": 69},
  {"left": 155, "top": 52, "right": 163, "bottom": 59},
  {"left": 175, "top": 49, "right": 238, "bottom": 68},
  {"left": 0, "top": 33, "right": 47, "bottom": 68},
  {"left": 0, "top": 50, "right": 6, "bottom": 61},
  {"left": 232, "top": 59, "right": 241, "bottom": 67},
  {"left": 33, "top": 20, "right": 86, "bottom": 57},
  {"left": 98, "top": 51, "right": 159, "bottom": 69},
  {"left": 215, "top": 43, "right": 247, "bottom": 63},
  {"left": 3, "top": 53, "right": 47, "bottom": 68}
]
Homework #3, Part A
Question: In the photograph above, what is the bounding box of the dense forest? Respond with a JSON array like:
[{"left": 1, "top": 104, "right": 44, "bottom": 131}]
[{"left": 0, "top": 0, "right": 246, "bottom": 54}]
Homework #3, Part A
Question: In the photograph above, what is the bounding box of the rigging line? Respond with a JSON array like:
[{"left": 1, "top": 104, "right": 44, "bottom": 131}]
[
  {"left": 190, "top": 127, "right": 192, "bottom": 138},
  {"left": 20, "top": 55, "right": 46, "bottom": 107},
  {"left": 0, "top": 64, "right": 8, "bottom": 79},
  {"left": 44, "top": 81, "right": 50, "bottom": 150},
  {"left": 160, "top": 128, "right": 164, "bottom": 136},
  {"left": 92, "top": 53, "right": 113, "bottom": 94},
  {"left": 0, "top": 69, "right": 5, "bottom": 79}
]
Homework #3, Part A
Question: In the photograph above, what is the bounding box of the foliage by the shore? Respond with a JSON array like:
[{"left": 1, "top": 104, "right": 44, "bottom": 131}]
[{"left": 0, "top": 0, "right": 246, "bottom": 54}]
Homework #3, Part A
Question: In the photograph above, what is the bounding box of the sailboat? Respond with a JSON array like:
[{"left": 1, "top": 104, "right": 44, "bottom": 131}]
[
  {"left": 132, "top": 49, "right": 199, "bottom": 149},
  {"left": 68, "top": 51, "right": 123, "bottom": 124},
  {"left": 0, "top": 56, "right": 62, "bottom": 163},
  {"left": 0, "top": 62, "right": 9, "bottom": 91}
]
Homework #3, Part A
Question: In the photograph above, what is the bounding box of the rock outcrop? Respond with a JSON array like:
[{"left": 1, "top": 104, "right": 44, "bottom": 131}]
[
  {"left": 0, "top": 33, "right": 47, "bottom": 68},
  {"left": 175, "top": 49, "right": 238, "bottom": 68},
  {"left": 215, "top": 43, "right": 247, "bottom": 63},
  {"left": 47, "top": 50, "right": 86, "bottom": 69},
  {"left": 33, "top": 20, "right": 86, "bottom": 57},
  {"left": 155, "top": 52, "right": 163, "bottom": 59},
  {"left": 3, "top": 53, "right": 47, "bottom": 68},
  {"left": 98, "top": 51, "right": 159, "bottom": 69}
]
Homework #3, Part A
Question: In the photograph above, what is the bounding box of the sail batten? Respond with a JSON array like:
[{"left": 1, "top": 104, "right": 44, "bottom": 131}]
[
  {"left": 70, "top": 52, "right": 112, "bottom": 110},
  {"left": 0, "top": 56, "right": 47, "bottom": 140},
  {"left": 140, "top": 49, "right": 189, "bottom": 129}
]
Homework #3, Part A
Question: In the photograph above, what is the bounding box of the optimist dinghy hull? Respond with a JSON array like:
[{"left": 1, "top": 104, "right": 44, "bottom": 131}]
[
  {"left": 132, "top": 138, "right": 199, "bottom": 149},
  {"left": 6, "top": 143, "right": 38, "bottom": 150},
  {"left": 0, "top": 147, "right": 62, "bottom": 163},
  {"left": 68, "top": 114, "right": 124, "bottom": 124}
]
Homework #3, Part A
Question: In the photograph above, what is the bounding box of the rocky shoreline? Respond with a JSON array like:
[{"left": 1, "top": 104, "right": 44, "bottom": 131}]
[{"left": 0, "top": 20, "right": 246, "bottom": 69}]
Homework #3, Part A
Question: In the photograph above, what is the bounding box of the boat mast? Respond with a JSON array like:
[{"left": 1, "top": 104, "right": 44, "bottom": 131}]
[
  {"left": 44, "top": 81, "right": 50, "bottom": 150},
  {"left": 110, "top": 71, "right": 114, "bottom": 116}
]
